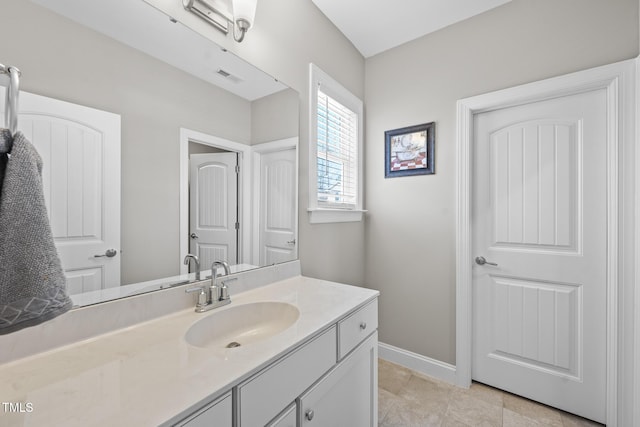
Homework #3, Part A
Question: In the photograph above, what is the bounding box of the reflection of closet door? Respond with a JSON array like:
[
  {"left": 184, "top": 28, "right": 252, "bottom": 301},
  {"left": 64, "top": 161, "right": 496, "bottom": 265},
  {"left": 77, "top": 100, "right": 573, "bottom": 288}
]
[
  {"left": 259, "top": 148, "right": 296, "bottom": 265},
  {"left": 189, "top": 153, "right": 238, "bottom": 270},
  {"left": 0, "top": 89, "right": 121, "bottom": 294}
]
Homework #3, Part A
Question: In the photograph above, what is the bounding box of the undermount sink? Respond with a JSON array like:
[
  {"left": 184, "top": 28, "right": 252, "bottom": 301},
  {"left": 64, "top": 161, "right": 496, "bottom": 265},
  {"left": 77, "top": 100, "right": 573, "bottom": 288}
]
[{"left": 185, "top": 302, "right": 300, "bottom": 349}]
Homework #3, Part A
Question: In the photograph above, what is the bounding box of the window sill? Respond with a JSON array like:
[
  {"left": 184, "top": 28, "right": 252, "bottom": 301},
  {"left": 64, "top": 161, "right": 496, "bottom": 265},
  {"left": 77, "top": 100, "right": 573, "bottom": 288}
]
[{"left": 307, "top": 208, "right": 367, "bottom": 224}]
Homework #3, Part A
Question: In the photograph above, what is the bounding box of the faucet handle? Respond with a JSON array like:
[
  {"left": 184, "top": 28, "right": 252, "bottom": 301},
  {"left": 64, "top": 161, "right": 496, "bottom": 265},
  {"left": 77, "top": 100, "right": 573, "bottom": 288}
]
[
  {"left": 220, "top": 277, "right": 236, "bottom": 301},
  {"left": 220, "top": 284, "right": 229, "bottom": 301},
  {"left": 185, "top": 286, "right": 208, "bottom": 307}
]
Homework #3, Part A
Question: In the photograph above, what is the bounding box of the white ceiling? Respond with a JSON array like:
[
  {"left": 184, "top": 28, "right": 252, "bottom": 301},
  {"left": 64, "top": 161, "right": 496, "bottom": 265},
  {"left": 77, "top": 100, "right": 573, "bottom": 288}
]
[
  {"left": 311, "top": 0, "right": 512, "bottom": 58},
  {"left": 30, "top": 0, "right": 287, "bottom": 101}
]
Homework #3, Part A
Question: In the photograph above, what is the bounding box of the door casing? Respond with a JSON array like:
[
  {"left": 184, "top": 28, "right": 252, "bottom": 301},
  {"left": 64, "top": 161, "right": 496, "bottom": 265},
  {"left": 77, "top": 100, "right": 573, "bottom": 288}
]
[{"left": 455, "top": 59, "right": 637, "bottom": 426}]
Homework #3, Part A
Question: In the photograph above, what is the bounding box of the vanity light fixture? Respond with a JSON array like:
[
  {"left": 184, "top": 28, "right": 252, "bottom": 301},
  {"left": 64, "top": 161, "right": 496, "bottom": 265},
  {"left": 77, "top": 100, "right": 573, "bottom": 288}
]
[{"left": 183, "top": 0, "right": 257, "bottom": 43}]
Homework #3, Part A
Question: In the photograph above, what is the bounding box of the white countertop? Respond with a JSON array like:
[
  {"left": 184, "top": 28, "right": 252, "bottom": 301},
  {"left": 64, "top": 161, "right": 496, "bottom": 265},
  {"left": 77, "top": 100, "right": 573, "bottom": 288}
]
[{"left": 0, "top": 276, "right": 378, "bottom": 427}]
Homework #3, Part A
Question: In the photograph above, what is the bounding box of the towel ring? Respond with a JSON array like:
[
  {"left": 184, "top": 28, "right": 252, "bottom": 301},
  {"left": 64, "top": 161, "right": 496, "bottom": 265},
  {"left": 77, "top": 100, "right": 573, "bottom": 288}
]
[{"left": 5, "top": 66, "right": 20, "bottom": 136}]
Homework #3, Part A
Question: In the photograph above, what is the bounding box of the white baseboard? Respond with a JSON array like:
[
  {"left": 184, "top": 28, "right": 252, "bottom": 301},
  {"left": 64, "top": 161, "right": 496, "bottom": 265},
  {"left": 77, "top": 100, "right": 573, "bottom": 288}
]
[{"left": 378, "top": 342, "right": 457, "bottom": 386}]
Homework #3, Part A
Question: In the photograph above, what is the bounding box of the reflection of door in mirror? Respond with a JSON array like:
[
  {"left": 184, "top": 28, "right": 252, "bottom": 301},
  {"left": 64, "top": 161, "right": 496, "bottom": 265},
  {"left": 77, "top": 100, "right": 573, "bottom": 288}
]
[
  {"left": 189, "top": 152, "right": 239, "bottom": 269},
  {"left": 0, "top": 88, "right": 121, "bottom": 295},
  {"left": 4, "top": 0, "right": 299, "bottom": 307},
  {"left": 259, "top": 149, "right": 297, "bottom": 265}
]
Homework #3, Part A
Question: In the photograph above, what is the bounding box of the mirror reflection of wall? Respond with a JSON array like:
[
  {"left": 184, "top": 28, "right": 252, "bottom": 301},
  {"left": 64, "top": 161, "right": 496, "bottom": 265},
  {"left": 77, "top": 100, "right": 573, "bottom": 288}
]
[{"left": 0, "top": 0, "right": 299, "bottom": 307}]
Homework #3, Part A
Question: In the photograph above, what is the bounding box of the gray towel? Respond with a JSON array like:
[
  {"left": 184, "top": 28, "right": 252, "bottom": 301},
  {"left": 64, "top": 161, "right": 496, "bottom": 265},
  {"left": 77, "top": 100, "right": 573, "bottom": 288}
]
[{"left": 0, "top": 129, "right": 72, "bottom": 334}]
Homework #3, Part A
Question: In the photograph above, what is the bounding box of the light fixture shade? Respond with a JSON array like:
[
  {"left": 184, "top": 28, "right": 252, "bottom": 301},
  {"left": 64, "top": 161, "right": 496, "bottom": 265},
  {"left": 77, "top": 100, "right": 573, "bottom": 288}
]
[{"left": 232, "top": 0, "right": 257, "bottom": 29}]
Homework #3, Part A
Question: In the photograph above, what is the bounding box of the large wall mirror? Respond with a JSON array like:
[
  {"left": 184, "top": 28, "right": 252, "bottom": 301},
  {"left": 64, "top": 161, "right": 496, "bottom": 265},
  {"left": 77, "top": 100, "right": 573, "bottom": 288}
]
[{"left": 0, "top": 0, "right": 299, "bottom": 307}]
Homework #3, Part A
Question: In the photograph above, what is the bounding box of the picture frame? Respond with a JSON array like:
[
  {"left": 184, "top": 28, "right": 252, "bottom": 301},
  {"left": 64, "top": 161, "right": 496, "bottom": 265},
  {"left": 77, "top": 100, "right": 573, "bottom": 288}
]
[{"left": 384, "top": 122, "right": 435, "bottom": 178}]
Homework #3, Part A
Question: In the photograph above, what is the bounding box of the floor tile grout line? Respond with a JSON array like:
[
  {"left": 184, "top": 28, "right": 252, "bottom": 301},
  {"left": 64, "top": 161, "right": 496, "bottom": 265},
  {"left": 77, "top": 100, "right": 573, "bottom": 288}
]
[{"left": 378, "top": 358, "right": 601, "bottom": 427}]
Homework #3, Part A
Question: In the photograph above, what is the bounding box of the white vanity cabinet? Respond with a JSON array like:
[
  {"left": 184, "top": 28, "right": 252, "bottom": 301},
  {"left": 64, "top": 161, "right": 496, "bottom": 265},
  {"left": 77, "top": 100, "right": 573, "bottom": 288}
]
[
  {"left": 337, "top": 299, "right": 379, "bottom": 359},
  {"left": 173, "top": 298, "right": 378, "bottom": 427},
  {"left": 299, "top": 332, "right": 378, "bottom": 427},
  {"left": 175, "top": 392, "right": 232, "bottom": 427},
  {"left": 266, "top": 404, "right": 296, "bottom": 427},
  {"left": 237, "top": 326, "right": 338, "bottom": 425}
]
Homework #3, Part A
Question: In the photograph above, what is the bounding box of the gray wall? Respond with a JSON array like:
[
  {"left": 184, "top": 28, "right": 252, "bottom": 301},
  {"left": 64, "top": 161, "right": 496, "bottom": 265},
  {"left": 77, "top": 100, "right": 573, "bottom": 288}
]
[
  {"left": 251, "top": 88, "right": 299, "bottom": 145},
  {"left": 0, "top": 0, "right": 252, "bottom": 285},
  {"left": 147, "top": 0, "right": 367, "bottom": 286},
  {"left": 364, "top": 0, "right": 639, "bottom": 364},
  {"left": 3, "top": 0, "right": 365, "bottom": 288},
  {"left": 188, "top": 143, "right": 227, "bottom": 155}
]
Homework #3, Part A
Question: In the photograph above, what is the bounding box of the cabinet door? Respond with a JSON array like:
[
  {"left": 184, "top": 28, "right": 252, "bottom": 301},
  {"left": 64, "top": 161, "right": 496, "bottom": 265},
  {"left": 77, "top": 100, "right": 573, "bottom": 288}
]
[
  {"left": 299, "top": 332, "right": 378, "bottom": 427},
  {"left": 267, "top": 403, "right": 296, "bottom": 427},
  {"left": 175, "top": 392, "right": 232, "bottom": 427}
]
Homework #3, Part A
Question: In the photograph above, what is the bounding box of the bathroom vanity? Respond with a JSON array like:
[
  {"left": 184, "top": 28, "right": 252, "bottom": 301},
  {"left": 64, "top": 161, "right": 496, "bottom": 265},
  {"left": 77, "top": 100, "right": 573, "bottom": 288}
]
[
  {"left": 174, "top": 298, "right": 377, "bottom": 427},
  {"left": 0, "top": 268, "right": 379, "bottom": 426},
  {"left": 0, "top": 2, "right": 380, "bottom": 425}
]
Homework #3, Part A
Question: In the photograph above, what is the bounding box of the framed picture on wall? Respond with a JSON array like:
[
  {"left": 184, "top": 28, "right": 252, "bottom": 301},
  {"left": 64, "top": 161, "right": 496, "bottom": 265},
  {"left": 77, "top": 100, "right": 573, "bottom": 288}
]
[{"left": 384, "top": 122, "right": 435, "bottom": 178}]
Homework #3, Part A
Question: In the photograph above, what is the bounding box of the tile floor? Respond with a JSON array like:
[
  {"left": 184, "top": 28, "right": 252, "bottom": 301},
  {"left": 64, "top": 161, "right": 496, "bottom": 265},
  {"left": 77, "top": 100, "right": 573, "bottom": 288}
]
[{"left": 378, "top": 359, "right": 603, "bottom": 427}]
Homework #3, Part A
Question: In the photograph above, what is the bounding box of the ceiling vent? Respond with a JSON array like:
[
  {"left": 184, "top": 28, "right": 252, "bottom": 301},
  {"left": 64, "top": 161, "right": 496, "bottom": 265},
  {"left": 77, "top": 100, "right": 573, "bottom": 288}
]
[{"left": 216, "top": 68, "right": 243, "bottom": 83}]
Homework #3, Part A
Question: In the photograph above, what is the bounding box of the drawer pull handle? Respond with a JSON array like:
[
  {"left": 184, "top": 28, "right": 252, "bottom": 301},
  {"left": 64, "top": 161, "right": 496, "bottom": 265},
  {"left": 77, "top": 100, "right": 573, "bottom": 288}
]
[
  {"left": 360, "top": 322, "right": 367, "bottom": 330},
  {"left": 305, "top": 409, "right": 314, "bottom": 421}
]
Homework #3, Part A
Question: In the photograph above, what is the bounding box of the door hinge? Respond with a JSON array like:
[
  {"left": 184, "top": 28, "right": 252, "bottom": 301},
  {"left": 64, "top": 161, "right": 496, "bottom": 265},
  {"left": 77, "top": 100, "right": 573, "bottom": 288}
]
[
  {"left": 235, "top": 222, "right": 240, "bottom": 230},
  {"left": 235, "top": 164, "right": 240, "bottom": 174}
]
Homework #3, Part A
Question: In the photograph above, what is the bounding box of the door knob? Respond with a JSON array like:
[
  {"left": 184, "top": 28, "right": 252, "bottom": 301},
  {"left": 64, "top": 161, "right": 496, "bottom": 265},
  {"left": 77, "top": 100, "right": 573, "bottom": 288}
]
[
  {"left": 475, "top": 256, "right": 498, "bottom": 266},
  {"left": 190, "top": 233, "right": 199, "bottom": 239},
  {"left": 286, "top": 239, "right": 296, "bottom": 245},
  {"left": 94, "top": 249, "right": 117, "bottom": 258}
]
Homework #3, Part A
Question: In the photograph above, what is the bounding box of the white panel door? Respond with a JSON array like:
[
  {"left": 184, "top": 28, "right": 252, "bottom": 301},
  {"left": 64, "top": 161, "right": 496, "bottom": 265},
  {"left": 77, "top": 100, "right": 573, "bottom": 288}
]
[
  {"left": 189, "top": 153, "right": 238, "bottom": 270},
  {"left": 259, "top": 148, "right": 296, "bottom": 265},
  {"left": 472, "top": 89, "right": 607, "bottom": 422},
  {"left": 1, "top": 89, "right": 121, "bottom": 294}
]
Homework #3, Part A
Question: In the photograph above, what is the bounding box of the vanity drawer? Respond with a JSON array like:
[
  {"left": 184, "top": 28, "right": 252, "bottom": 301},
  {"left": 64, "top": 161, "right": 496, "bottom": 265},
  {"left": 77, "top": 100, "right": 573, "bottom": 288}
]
[
  {"left": 338, "top": 299, "right": 378, "bottom": 359},
  {"left": 266, "top": 403, "right": 296, "bottom": 427},
  {"left": 238, "top": 326, "right": 337, "bottom": 426},
  {"left": 175, "top": 392, "right": 232, "bottom": 427}
]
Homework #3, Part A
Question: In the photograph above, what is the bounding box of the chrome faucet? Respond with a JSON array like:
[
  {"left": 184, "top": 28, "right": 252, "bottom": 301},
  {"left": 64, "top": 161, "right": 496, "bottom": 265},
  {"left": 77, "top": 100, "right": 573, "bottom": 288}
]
[
  {"left": 183, "top": 254, "right": 201, "bottom": 280},
  {"left": 211, "top": 260, "right": 232, "bottom": 302},
  {"left": 211, "top": 260, "right": 231, "bottom": 279},
  {"left": 185, "top": 260, "right": 233, "bottom": 313}
]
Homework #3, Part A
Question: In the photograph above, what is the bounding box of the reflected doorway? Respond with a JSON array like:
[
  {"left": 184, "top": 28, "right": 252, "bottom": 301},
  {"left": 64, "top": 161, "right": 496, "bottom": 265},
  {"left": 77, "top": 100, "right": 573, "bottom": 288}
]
[
  {"left": 179, "top": 128, "right": 251, "bottom": 276},
  {"left": 189, "top": 145, "right": 239, "bottom": 269},
  {"left": 179, "top": 128, "right": 299, "bottom": 275}
]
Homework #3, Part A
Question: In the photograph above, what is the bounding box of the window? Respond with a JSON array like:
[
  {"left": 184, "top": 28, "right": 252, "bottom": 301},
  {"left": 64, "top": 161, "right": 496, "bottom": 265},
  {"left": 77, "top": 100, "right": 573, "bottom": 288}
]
[{"left": 309, "top": 64, "right": 365, "bottom": 223}]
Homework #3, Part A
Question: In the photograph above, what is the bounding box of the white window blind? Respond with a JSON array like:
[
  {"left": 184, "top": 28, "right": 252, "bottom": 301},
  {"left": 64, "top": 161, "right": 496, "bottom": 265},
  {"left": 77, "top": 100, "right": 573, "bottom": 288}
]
[{"left": 316, "top": 88, "right": 358, "bottom": 209}]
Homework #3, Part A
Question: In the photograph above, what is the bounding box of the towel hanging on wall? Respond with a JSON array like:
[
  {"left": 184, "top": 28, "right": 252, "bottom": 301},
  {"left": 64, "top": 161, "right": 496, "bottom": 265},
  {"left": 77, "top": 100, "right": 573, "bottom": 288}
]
[{"left": 0, "top": 129, "right": 73, "bottom": 334}]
